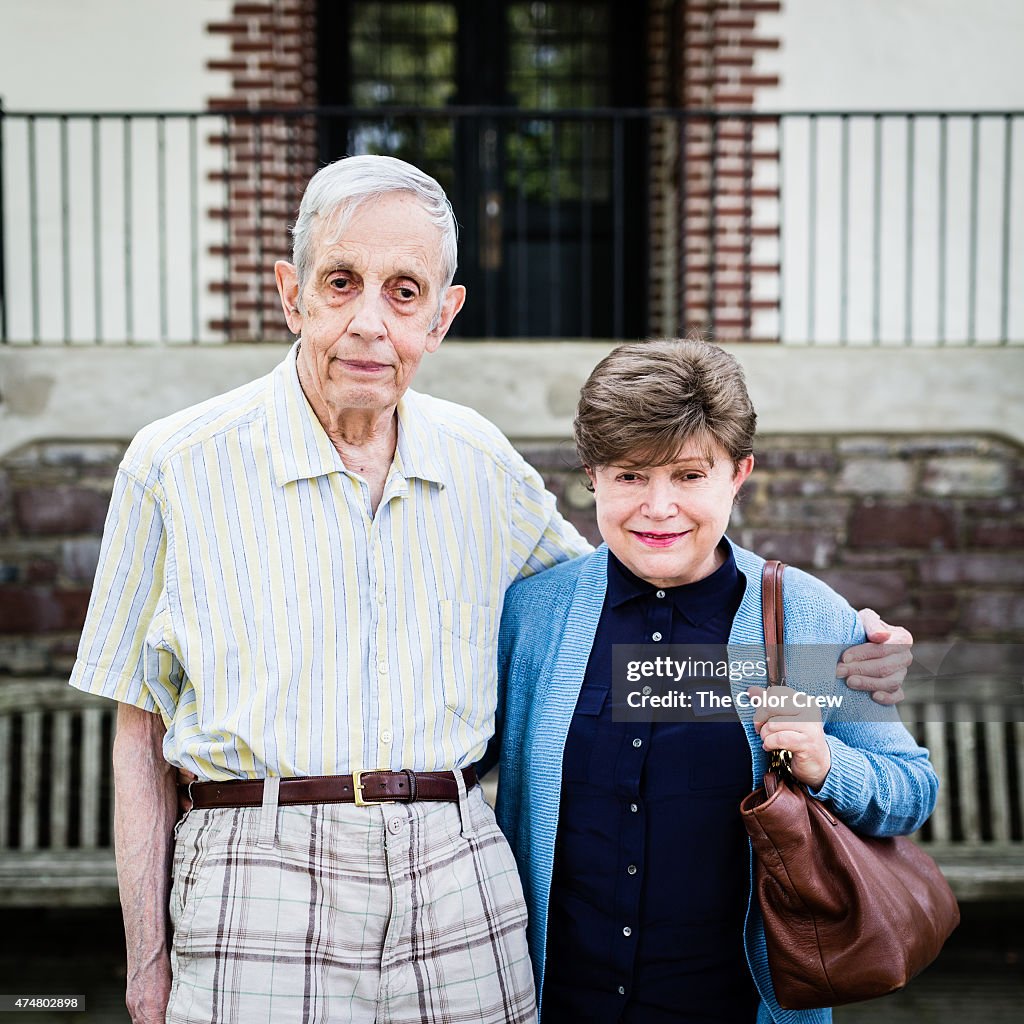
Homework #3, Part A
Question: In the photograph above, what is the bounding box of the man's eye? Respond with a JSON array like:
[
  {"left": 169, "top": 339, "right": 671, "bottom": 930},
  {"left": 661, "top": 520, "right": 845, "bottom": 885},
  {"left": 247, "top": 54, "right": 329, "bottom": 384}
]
[
  {"left": 617, "top": 473, "right": 641, "bottom": 483},
  {"left": 395, "top": 287, "right": 417, "bottom": 300},
  {"left": 330, "top": 277, "right": 351, "bottom": 290}
]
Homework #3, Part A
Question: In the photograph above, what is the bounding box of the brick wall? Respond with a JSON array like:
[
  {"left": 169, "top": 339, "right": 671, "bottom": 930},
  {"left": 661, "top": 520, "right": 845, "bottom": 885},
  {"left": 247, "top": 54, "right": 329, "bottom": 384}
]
[
  {"left": 647, "top": 0, "right": 781, "bottom": 340},
  {"left": 527, "top": 435, "right": 1024, "bottom": 641},
  {"left": 206, "top": 1, "right": 319, "bottom": 339},
  {"left": 2, "top": 434, "right": 1020, "bottom": 677},
  {"left": 204, "top": 1, "right": 780, "bottom": 342}
]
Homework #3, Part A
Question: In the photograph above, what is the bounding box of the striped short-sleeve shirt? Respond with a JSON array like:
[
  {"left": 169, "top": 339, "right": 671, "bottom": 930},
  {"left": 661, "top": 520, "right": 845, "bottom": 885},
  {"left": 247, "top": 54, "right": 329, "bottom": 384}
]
[{"left": 69, "top": 343, "right": 590, "bottom": 779}]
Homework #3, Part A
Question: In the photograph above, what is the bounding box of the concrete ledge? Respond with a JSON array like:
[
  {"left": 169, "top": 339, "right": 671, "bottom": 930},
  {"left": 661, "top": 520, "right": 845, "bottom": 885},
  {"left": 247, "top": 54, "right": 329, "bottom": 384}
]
[{"left": 1, "top": 342, "right": 1022, "bottom": 458}]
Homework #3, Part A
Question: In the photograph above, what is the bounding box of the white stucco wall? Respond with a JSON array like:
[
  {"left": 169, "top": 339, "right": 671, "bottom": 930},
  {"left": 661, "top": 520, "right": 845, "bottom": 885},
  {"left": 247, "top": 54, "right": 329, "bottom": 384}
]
[
  {"left": 753, "top": 0, "right": 1024, "bottom": 344},
  {"left": 0, "top": 1, "right": 232, "bottom": 343}
]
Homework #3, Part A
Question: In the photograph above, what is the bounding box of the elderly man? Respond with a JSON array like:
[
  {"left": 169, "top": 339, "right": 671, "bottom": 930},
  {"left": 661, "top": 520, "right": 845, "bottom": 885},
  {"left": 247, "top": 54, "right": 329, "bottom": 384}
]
[{"left": 70, "top": 155, "right": 911, "bottom": 1024}]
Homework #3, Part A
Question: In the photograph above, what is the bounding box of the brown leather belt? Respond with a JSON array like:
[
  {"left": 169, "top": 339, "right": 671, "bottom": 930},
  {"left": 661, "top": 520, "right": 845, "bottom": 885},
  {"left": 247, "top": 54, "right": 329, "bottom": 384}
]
[{"left": 186, "top": 767, "right": 477, "bottom": 810}]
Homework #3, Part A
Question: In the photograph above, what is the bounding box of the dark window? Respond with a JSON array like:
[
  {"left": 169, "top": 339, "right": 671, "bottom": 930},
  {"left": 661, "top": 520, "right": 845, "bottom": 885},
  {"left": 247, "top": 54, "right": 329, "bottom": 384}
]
[{"left": 317, "top": 0, "right": 648, "bottom": 338}]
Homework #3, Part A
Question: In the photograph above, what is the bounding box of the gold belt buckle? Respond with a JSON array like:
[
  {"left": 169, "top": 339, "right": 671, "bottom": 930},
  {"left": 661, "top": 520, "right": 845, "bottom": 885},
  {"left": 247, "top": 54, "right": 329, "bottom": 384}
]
[{"left": 352, "top": 769, "right": 390, "bottom": 807}]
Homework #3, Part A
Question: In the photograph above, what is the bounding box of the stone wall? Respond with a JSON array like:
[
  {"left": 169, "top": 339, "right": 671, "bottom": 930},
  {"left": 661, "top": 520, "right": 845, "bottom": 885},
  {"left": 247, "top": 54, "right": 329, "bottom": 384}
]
[
  {"left": 527, "top": 434, "right": 1024, "bottom": 642},
  {"left": 1, "top": 434, "right": 1021, "bottom": 678}
]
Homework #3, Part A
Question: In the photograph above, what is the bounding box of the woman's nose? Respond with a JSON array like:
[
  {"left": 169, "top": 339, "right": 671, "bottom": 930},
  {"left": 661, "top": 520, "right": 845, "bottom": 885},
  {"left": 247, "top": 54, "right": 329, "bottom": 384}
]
[{"left": 641, "top": 482, "right": 679, "bottom": 518}]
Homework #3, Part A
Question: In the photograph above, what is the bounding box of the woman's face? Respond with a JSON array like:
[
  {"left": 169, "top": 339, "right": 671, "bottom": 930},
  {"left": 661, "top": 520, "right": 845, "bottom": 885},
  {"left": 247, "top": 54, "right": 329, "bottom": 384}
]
[{"left": 587, "top": 440, "right": 754, "bottom": 588}]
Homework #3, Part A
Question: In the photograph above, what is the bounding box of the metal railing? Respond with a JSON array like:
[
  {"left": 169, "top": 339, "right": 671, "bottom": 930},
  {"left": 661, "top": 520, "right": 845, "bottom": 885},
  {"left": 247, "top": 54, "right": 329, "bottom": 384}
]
[{"left": 0, "top": 105, "right": 1021, "bottom": 344}]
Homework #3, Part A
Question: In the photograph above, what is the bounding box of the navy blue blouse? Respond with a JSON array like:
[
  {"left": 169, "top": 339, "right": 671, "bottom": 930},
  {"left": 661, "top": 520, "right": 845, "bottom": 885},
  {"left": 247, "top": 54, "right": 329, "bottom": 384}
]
[{"left": 542, "top": 545, "right": 761, "bottom": 1023}]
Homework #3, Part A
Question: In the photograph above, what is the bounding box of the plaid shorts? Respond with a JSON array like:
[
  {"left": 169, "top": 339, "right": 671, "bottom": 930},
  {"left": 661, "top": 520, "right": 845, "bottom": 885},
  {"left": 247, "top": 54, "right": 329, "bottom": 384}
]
[{"left": 165, "top": 778, "right": 536, "bottom": 1024}]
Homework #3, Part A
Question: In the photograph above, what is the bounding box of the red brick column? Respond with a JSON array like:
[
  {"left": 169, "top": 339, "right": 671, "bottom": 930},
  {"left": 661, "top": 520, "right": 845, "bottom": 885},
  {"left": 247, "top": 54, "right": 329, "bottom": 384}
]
[
  {"left": 206, "top": 1, "right": 319, "bottom": 340},
  {"left": 648, "top": 1, "right": 781, "bottom": 341}
]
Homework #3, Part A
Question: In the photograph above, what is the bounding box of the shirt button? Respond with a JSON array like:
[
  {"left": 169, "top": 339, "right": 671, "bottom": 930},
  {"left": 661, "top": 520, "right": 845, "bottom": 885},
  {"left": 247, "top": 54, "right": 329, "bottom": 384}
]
[
  {"left": 387, "top": 817, "right": 404, "bottom": 835},
  {"left": 627, "top": 864, "right": 638, "bottom": 875},
  {"left": 377, "top": 660, "right": 387, "bottom": 674},
  {"left": 652, "top": 631, "right": 663, "bottom": 642},
  {"left": 376, "top": 592, "right": 386, "bottom": 605},
  {"left": 618, "top": 986, "right": 626, "bottom": 995},
  {"left": 656, "top": 590, "right": 666, "bottom": 599},
  {"left": 380, "top": 730, "right": 393, "bottom": 744},
  {"left": 632, "top": 738, "right": 642, "bottom": 748},
  {"left": 623, "top": 926, "right": 632, "bottom": 937},
  {"left": 630, "top": 803, "right": 639, "bottom": 813},
  {"left": 641, "top": 685, "right": 652, "bottom": 696}
]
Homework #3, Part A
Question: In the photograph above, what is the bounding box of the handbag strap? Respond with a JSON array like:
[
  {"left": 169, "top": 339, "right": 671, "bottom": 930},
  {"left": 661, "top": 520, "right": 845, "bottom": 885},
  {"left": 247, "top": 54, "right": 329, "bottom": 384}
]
[
  {"left": 761, "top": 560, "right": 793, "bottom": 776},
  {"left": 761, "top": 559, "right": 787, "bottom": 687}
]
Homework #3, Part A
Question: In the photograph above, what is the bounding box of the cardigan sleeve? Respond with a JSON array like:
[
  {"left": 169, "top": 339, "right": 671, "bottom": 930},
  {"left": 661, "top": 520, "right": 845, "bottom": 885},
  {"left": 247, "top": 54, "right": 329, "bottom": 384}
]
[{"left": 783, "top": 567, "right": 939, "bottom": 837}]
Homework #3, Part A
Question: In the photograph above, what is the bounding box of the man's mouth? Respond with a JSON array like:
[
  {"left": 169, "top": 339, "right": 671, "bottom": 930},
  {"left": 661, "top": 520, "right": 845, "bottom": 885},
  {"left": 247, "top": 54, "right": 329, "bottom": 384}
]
[
  {"left": 631, "top": 530, "right": 691, "bottom": 548},
  {"left": 338, "top": 359, "right": 390, "bottom": 374}
]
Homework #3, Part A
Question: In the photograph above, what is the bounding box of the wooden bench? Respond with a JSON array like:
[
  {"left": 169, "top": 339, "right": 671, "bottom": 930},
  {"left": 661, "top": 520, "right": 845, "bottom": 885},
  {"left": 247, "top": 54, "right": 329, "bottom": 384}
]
[
  {"left": 902, "top": 701, "right": 1024, "bottom": 901},
  {"left": 0, "top": 680, "right": 118, "bottom": 906},
  {"left": 1, "top": 683, "right": 1021, "bottom": 905}
]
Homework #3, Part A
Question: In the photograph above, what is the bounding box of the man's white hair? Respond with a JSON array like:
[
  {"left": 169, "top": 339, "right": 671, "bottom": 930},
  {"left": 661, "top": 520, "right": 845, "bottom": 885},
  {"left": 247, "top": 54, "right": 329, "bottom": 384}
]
[{"left": 291, "top": 155, "right": 459, "bottom": 306}]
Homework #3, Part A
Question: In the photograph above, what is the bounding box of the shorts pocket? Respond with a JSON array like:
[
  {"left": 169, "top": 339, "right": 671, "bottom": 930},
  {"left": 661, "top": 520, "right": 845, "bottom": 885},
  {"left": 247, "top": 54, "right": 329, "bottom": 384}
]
[{"left": 169, "top": 809, "right": 230, "bottom": 939}]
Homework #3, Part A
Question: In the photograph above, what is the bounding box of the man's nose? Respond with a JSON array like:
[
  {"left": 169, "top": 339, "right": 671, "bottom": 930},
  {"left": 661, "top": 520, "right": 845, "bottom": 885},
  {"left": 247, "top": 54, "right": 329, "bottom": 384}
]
[{"left": 347, "top": 288, "right": 387, "bottom": 340}]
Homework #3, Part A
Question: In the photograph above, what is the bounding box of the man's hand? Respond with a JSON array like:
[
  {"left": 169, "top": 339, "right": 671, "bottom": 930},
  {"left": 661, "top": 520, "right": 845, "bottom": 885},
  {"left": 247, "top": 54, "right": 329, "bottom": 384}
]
[
  {"left": 837, "top": 609, "right": 914, "bottom": 705},
  {"left": 125, "top": 957, "right": 171, "bottom": 1024}
]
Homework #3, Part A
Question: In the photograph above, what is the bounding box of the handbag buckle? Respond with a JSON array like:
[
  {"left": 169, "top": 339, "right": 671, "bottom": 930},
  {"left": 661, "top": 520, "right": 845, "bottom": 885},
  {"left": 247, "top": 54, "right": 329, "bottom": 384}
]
[{"left": 768, "top": 748, "right": 793, "bottom": 776}]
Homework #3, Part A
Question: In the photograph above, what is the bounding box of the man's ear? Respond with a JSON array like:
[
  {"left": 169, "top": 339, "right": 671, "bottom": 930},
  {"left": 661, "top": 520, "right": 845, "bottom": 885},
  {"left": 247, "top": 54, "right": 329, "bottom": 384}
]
[
  {"left": 275, "top": 261, "right": 303, "bottom": 335},
  {"left": 426, "top": 284, "right": 467, "bottom": 352}
]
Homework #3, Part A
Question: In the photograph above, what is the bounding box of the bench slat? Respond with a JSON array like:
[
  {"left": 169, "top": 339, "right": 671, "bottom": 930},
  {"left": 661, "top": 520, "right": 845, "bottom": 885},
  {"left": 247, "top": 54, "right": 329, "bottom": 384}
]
[
  {"left": 50, "top": 711, "right": 72, "bottom": 850},
  {"left": 955, "top": 719, "right": 982, "bottom": 842},
  {"left": 0, "top": 716, "right": 9, "bottom": 848},
  {"left": 1016, "top": 720, "right": 1024, "bottom": 837},
  {"left": 79, "top": 708, "right": 104, "bottom": 849},
  {"left": 923, "top": 713, "right": 951, "bottom": 843},
  {"left": 20, "top": 711, "right": 43, "bottom": 851},
  {"left": 984, "top": 720, "right": 1011, "bottom": 842}
]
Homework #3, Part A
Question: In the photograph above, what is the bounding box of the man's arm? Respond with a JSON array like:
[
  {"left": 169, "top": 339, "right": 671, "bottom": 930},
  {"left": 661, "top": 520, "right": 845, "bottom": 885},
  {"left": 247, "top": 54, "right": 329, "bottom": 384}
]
[
  {"left": 839, "top": 609, "right": 914, "bottom": 705},
  {"left": 114, "top": 704, "right": 178, "bottom": 1024}
]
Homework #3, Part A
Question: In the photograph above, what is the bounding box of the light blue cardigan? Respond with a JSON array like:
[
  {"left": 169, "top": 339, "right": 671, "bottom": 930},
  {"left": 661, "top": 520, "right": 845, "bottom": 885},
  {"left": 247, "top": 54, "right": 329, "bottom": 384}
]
[{"left": 490, "top": 539, "right": 938, "bottom": 1024}]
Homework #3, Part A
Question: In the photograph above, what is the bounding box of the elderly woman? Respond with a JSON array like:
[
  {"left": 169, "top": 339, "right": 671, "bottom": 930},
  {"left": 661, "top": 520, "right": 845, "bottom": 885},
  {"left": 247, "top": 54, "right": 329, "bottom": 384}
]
[{"left": 493, "top": 339, "right": 937, "bottom": 1024}]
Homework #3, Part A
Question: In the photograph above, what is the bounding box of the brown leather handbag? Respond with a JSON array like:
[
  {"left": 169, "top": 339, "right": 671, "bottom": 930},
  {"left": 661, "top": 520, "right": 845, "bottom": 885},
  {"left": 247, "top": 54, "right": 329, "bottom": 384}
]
[{"left": 739, "top": 560, "right": 960, "bottom": 1010}]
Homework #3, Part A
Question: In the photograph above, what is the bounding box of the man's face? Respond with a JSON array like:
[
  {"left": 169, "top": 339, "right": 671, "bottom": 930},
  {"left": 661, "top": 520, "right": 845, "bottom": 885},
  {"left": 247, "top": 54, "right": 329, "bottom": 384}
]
[{"left": 275, "top": 192, "right": 465, "bottom": 419}]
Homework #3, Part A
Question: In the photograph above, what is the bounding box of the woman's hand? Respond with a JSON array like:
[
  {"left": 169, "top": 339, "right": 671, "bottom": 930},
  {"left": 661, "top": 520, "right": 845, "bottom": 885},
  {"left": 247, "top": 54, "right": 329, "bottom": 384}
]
[{"left": 748, "top": 685, "right": 832, "bottom": 791}]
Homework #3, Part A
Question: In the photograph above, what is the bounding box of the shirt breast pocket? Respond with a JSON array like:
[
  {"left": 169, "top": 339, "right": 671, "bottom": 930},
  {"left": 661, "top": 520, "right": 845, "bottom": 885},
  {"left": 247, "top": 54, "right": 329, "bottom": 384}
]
[
  {"left": 561, "top": 684, "right": 608, "bottom": 784},
  {"left": 439, "top": 600, "right": 499, "bottom": 728}
]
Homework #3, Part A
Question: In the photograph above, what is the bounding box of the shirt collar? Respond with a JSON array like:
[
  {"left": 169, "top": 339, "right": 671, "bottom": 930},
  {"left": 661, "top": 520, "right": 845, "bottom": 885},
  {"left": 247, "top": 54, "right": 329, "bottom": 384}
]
[
  {"left": 267, "top": 341, "right": 448, "bottom": 489},
  {"left": 606, "top": 541, "right": 741, "bottom": 626}
]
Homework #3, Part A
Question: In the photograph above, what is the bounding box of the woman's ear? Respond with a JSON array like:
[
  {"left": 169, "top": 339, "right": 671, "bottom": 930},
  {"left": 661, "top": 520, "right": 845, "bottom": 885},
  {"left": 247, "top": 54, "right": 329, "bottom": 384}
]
[{"left": 732, "top": 455, "right": 755, "bottom": 494}]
